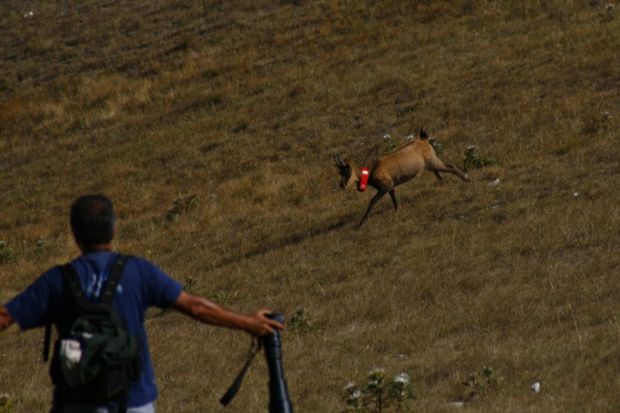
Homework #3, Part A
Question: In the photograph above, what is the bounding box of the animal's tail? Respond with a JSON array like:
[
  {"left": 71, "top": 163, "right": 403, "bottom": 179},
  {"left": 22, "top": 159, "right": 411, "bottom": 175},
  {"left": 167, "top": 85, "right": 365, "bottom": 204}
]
[{"left": 419, "top": 129, "right": 429, "bottom": 140}]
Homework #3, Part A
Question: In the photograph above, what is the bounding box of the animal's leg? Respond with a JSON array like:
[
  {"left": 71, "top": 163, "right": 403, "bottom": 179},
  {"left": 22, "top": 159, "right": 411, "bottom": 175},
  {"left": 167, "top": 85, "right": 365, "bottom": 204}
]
[
  {"left": 389, "top": 190, "right": 398, "bottom": 211},
  {"left": 429, "top": 163, "right": 470, "bottom": 181},
  {"left": 445, "top": 164, "right": 470, "bottom": 181},
  {"left": 357, "top": 189, "right": 388, "bottom": 228}
]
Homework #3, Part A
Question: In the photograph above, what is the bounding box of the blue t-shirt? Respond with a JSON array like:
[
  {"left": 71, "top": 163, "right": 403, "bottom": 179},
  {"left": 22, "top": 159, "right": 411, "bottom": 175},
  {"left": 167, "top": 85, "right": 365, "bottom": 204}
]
[{"left": 5, "top": 251, "right": 183, "bottom": 408}]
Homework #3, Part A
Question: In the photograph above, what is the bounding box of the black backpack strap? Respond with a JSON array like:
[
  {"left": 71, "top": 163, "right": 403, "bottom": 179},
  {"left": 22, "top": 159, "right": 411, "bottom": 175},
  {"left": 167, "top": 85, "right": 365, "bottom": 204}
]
[
  {"left": 59, "top": 263, "right": 89, "bottom": 307},
  {"left": 99, "top": 254, "right": 130, "bottom": 306},
  {"left": 43, "top": 322, "right": 52, "bottom": 362},
  {"left": 43, "top": 264, "right": 84, "bottom": 362}
]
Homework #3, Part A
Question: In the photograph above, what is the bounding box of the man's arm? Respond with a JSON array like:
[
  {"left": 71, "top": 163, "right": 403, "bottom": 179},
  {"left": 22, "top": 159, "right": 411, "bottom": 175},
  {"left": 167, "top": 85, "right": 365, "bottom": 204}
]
[
  {"left": 0, "top": 305, "right": 15, "bottom": 333},
  {"left": 173, "top": 291, "right": 283, "bottom": 336}
]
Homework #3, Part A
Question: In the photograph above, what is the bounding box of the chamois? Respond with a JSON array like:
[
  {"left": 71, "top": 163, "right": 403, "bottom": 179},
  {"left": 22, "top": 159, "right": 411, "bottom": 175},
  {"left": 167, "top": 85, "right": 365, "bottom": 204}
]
[{"left": 334, "top": 129, "right": 470, "bottom": 228}]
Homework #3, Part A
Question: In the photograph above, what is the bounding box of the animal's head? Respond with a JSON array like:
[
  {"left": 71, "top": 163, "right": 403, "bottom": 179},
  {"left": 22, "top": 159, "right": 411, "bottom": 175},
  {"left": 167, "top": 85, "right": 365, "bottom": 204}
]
[{"left": 333, "top": 154, "right": 358, "bottom": 189}]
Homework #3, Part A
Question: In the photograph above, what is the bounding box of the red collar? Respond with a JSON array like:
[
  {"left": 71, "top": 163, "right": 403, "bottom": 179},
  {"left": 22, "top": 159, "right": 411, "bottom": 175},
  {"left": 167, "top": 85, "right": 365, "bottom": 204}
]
[{"left": 358, "top": 167, "right": 370, "bottom": 192}]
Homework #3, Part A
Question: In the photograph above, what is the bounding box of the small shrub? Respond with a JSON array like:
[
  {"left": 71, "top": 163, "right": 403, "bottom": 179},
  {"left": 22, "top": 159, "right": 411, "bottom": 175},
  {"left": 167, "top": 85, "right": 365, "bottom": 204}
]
[
  {"left": 183, "top": 276, "right": 200, "bottom": 294},
  {"left": 0, "top": 78, "right": 10, "bottom": 93},
  {"left": 582, "top": 110, "right": 613, "bottom": 136},
  {"left": 288, "top": 308, "right": 316, "bottom": 333},
  {"left": 462, "top": 146, "right": 496, "bottom": 172},
  {"left": 0, "top": 241, "right": 18, "bottom": 264},
  {"left": 0, "top": 394, "right": 14, "bottom": 413},
  {"left": 429, "top": 138, "right": 444, "bottom": 156},
  {"left": 343, "top": 368, "right": 414, "bottom": 412},
  {"left": 32, "top": 238, "right": 58, "bottom": 260},
  {"left": 183, "top": 277, "right": 216, "bottom": 299},
  {"left": 165, "top": 195, "right": 198, "bottom": 222},
  {"left": 460, "top": 366, "right": 499, "bottom": 403},
  {"left": 383, "top": 134, "right": 398, "bottom": 153}
]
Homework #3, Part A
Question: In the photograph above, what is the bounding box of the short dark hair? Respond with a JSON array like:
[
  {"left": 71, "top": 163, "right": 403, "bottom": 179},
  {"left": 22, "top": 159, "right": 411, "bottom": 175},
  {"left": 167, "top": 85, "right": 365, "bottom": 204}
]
[{"left": 70, "top": 195, "right": 115, "bottom": 247}]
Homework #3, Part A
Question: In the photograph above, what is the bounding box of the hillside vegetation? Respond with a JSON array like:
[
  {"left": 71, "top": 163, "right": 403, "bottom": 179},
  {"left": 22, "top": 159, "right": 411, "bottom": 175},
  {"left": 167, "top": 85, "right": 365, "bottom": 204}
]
[{"left": 1, "top": 1, "right": 619, "bottom": 412}]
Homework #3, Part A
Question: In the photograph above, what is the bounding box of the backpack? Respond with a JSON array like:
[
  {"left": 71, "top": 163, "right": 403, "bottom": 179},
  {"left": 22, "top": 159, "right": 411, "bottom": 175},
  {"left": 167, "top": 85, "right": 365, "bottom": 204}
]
[{"left": 43, "top": 255, "right": 142, "bottom": 409}]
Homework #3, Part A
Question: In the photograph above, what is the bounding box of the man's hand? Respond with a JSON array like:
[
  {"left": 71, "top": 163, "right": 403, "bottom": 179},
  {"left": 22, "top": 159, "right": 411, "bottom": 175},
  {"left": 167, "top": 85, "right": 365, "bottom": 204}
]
[
  {"left": 0, "top": 306, "right": 15, "bottom": 333},
  {"left": 243, "top": 309, "right": 284, "bottom": 336}
]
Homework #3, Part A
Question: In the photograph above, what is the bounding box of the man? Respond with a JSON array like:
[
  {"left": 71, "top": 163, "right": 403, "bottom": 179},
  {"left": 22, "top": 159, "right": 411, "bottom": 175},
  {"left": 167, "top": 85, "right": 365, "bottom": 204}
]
[{"left": 0, "top": 194, "right": 283, "bottom": 412}]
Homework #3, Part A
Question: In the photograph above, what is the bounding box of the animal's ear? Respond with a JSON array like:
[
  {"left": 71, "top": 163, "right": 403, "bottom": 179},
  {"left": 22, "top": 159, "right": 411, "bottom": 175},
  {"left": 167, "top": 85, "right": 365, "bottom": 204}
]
[
  {"left": 334, "top": 154, "right": 351, "bottom": 169},
  {"left": 333, "top": 154, "right": 343, "bottom": 167},
  {"left": 420, "top": 129, "right": 429, "bottom": 139}
]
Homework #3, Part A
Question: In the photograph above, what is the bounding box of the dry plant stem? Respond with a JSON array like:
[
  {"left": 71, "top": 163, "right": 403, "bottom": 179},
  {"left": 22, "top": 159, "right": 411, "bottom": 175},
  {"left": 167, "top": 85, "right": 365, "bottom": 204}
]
[{"left": 568, "top": 304, "right": 584, "bottom": 355}]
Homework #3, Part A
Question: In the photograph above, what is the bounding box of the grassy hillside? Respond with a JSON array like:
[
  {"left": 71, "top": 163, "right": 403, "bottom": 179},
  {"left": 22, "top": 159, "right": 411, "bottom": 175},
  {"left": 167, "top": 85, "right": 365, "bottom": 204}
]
[{"left": 1, "top": 0, "right": 619, "bottom": 412}]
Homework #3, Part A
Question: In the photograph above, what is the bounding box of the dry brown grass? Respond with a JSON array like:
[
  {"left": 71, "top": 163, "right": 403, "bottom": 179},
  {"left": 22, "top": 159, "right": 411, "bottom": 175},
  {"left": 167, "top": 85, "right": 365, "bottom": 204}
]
[{"left": 1, "top": 0, "right": 619, "bottom": 412}]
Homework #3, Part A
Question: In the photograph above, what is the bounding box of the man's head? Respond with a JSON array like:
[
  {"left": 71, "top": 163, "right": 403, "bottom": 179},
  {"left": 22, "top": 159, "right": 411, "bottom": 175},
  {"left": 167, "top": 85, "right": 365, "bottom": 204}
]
[{"left": 70, "top": 194, "right": 115, "bottom": 250}]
